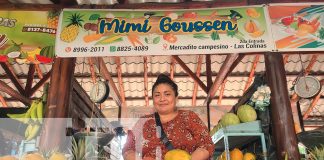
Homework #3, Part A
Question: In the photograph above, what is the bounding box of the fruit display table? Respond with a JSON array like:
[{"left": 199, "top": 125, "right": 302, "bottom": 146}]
[{"left": 211, "top": 121, "right": 267, "bottom": 160}]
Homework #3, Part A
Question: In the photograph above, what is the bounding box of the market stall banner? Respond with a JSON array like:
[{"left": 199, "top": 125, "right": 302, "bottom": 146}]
[
  {"left": 269, "top": 3, "right": 324, "bottom": 51},
  {"left": 0, "top": 10, "right": 59, "bottom": 64},
  {"left": 56, "top": 6, "right": 273, "bottom": 57}
]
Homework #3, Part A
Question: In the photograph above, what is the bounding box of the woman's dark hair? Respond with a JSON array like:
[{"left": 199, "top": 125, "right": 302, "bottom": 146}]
[{"left": 152, "top": 74, "right": 178, "bottom": 97}]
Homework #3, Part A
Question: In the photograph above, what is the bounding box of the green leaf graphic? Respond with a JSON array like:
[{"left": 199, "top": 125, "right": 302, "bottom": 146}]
[
  {"left": 89, "top": 14, "right": 100, "bottom": 20},
  {"left": 211, "top": 32, "right": 220, "bottom": 40},
  {"left": 153, "top": 37, "right": 160, "bottom": 44},
  {"left": 193, "top": 33, "right": 209, "bottom": 39}
]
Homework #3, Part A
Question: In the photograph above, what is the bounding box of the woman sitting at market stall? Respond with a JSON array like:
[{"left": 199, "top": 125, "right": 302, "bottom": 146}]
[{"left": 122, "top": 74, "right": 214, "bottom": 160}]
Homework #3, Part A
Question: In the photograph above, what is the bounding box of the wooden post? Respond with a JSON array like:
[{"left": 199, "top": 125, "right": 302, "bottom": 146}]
[
  {"left": 192, "top": 55, "right": 203, "bottom": 106},
  {"left": 264, "top": 53, "right": 300, "bottom": 160},
  {"left": 39, "top": 57, "right": 76, "bottom": 152}
]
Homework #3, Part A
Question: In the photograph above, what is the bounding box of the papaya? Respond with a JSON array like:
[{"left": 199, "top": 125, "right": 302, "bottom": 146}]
[
  {"left": 165, "top": 149, "right": 191, "bottom": 160},
  {"left": 21, "top": 153, "right": 45, "bottom": 160},
  {"left": 244, "top": 20, "right": 258, "bottom": 33},
  {"left": 230, "top": 148, "right": 243, "bottom": 160},
  {"left": 0, "top": 155, "right": 18, "bottom": 160},
  {"left": 243, "top": 152, "right": 256, "bottom": 160},
  {"left": 49, "top": 152, "right": 67, "bottom": 160},
  {"left": 246, "top": 8, "right": 260, "bottom": 18}
]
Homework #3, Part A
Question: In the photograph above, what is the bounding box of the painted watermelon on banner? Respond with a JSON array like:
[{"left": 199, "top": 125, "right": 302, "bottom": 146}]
[{"left": 37, "top": 46, "right": 54, "bottom": 63}]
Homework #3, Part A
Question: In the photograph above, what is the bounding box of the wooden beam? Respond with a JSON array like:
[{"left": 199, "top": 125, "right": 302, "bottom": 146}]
[
  {"left": 206, "top": 54, "right": 212, "bottom": 90},
  {"left": 144, "top": 56, "right": 149, "bottom": 107},
  {"left": 25, "top": 64, "right": 35, "bottom": 97},
  {"left": 224, "top": 54, "right": 245, "bottom": 78},
  {"left": 88, "top": 58, "right": 97, "bottom": 84},
  {"left": 0, "top": 0, "right": 10, "bottom": 4},
  {"left": 304, "top": 54, "right": 319, "bottom": 74},
  {"left": 0, "top": 80, "right": 31, "bottom": 105},
  {"left": 230, "top": 75, "right": 264, "bottom": 113},
  {"left": 35, "top": 64, "right": 43, "bottom": 79},
  {"left": 205, "top": 53, "right": 239, "bottom": 104},
  {"left": 265, "top": 53, "right": 300, "bottom": 160},
  {"left": 170, "top": 57, "right": 175, "bottom": 80},
  {"left": 0, "top": 62, "right": 25, "bottom": 95},
  {"left": 192, "top": 55, "right": 203, "bottom": 106},
  {"left": 0, "top": 95, "right": 8, "bottom": 107},
  {"left": 50, "top": 0, "right": 77, "bottom": 6},
  {"left": 39, "top": 58, "right": 76, "bottom": 151},
  {"left": 303, "top": 79, "right": 324, "bottom": 120},
  {"left": 0, "top": 0, "right": 249, "bottom": 10},
  {"left": 217, "top": 79, "right": 227, "bottom": 105},
  {"left": 29, "top": 70, "right": 52, "bottom": 97},
  {"left": 72, "top": 78, "right": 106, "bottom": 119},
  {"left": 243, "top": 55, "right": 260, "bottom": 92},
  {"left": 291, "top": 54, "right": 319, "bottom": 102},
  {"left": 1, "top": 70, "right": 323, "bottom": 80},
  {"left": 172, "top": 55, "right": 207, "bottom": 93},
  {"left": 5, "top": 95, "right": 248, "bottom": 102},
  {"left": 115, "top": 57, "right": 126, "bottom": 104},
  {"left": 91, "top": 57, "right": 122, "bottom": 106},
  {"left": 283, "top": 54, "right": 290, "bottom": 65},
  {"left": 205, "top": 54, "right": 212, "bottom": 131}
]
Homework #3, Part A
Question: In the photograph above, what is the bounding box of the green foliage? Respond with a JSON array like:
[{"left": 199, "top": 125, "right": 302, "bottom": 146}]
[
  {"left": 309, "top": 145, "right": 324, "bottom": 160},
  {"left": 211, "top": 31, "right": 220, "bottom": 40},
  {"left": 193, "top": 33, "right": 209, "bottom": 40}
]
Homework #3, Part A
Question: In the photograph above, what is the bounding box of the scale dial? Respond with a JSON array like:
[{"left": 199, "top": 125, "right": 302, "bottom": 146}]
[
  {"left": 90, "top": 81, "right": 109, "bottom": 103},
  {"left": 294, "top": 76, "right": 321, "bottom": 98}
]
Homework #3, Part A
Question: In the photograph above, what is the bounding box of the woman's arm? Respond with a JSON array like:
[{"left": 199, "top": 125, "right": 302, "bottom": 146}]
[
  {"left": 123, "top": 150, "right": 156, "bottom": 160},
  {"left": 123, "top": 150, "right": 137, "bottom": 160},
  {"left": 191, "top": 148, "right": 210, "bottom": 160},
  {"left": 187, "top": 111, "right": 215, "bottom": 159}
]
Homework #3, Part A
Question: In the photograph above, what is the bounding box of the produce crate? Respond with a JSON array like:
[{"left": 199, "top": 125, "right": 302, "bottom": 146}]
[
  {"left": 211, "top": 121, "right": 267, "bottom": 160},
  {"left": 18, "top": 139, "right": 37, "bottom": 157}
]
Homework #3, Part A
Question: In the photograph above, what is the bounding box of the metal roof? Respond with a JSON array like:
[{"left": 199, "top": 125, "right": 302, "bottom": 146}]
[{"left": 1, "top": 54, "right": 322, "bottom": 120}]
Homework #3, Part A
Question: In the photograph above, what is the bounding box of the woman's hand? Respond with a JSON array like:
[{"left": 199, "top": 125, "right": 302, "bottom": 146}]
[
  {"left": 123, "top": 150, "right": 137, "bottom": 160},
  {"left": 190, "top": 148, "right": 210, "bottom": 160},
  {"left": 143, "top": 157, "right": 155, "bottom": 160}
]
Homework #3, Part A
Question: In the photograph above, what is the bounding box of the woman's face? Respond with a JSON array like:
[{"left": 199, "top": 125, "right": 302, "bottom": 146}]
[{"left": 152, "top": 83, "right": 178, "bottom": 115}]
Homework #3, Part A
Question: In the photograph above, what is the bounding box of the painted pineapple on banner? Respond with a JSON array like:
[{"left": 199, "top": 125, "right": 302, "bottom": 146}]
[
  {"left": 47, "top": 10, "right": 60, "bottom": 29},
  {"left": 60, "top": 13, "right": 84, "bottom": 43}
]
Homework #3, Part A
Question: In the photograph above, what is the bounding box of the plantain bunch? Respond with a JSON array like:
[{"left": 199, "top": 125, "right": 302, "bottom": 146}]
[{"left": 7, "top": 99, "right": 44, "bottom": 141}]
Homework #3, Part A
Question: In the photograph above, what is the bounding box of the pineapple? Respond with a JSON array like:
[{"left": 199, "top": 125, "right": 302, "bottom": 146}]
[
  {"left": 47, "top": 10, "right": 60, "bottom": 29},
  {"left": 60, "top": 13, "right": 84, "bottom": 43}
]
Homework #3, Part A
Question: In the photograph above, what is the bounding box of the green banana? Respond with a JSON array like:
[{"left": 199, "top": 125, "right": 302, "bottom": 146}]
[
  {"left": 7, "top": 112, "right": 29, "bottom": 124},
  {"left": 25, "top": 124, "right": 33, "bottom": 139},
  {"left": 30, "top": 100, "right": 39, "bottom": 122},
  {"left": 7, "top": 112, "right": 26, "bottom": 118},
  {"left": 36, "top": 101, "right": 44, "bottom": 124},
  {"left": 25, "top": 124, "right": 41, "bottom": 141}
]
